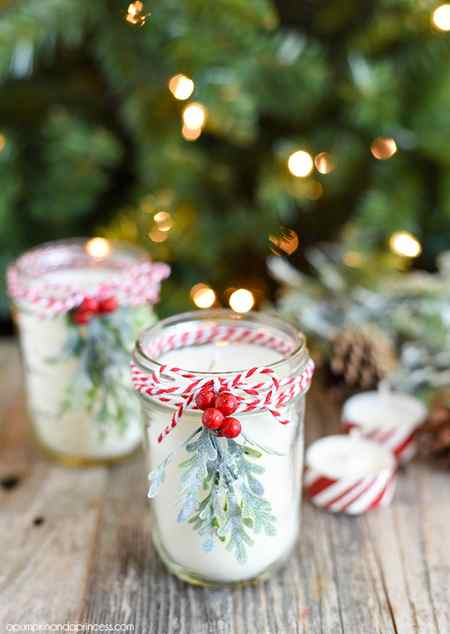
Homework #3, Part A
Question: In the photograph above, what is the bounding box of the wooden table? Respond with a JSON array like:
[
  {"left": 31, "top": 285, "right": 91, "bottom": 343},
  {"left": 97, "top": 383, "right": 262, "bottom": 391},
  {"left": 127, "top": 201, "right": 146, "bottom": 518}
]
[{"left": 1, "top": 339, "right": 449, "bottom": 633}]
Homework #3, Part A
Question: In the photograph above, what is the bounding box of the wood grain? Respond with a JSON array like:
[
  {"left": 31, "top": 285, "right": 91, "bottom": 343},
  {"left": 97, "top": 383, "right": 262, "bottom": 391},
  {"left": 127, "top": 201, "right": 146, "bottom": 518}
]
[{"left": 0, "top": 340, "right": 449, "bottom": 633}]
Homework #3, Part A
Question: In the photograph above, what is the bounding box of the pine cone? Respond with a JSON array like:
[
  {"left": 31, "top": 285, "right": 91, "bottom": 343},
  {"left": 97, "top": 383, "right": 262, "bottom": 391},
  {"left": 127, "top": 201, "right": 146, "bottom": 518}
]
[
  {"left": 417, "top": 402, "right": 450, "bottom": 468},
  {"left": 328, "top": 325, "right": 397, "bottom": 391}
]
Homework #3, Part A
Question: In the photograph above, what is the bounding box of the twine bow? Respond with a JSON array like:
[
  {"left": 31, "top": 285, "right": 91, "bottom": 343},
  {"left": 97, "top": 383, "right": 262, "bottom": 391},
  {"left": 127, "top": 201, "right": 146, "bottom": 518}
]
[{"left": 131, "top": 358, "right": 315, "bottom": 443}]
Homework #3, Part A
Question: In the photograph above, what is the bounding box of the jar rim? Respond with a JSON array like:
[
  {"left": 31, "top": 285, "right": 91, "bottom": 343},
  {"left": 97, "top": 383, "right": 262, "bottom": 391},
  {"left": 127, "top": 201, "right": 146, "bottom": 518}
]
[
  {"left": 133, "top": 309, "right": 309, "bottom": 377},
  {"left": 12, "top": 237, "right": 149, "bottom": 279},
  {"left": 7, "top": 237, "right": 170, "bottom": 316}
]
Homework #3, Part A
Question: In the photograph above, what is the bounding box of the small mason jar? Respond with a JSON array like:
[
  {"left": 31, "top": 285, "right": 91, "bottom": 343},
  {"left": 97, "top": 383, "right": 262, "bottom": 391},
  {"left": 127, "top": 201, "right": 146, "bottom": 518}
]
[
  {"left": 7, "top": 238, "right": 169, "bottom": 466},
  {"left": 132, "top": 310, "right": 313, "bottom": 586}
]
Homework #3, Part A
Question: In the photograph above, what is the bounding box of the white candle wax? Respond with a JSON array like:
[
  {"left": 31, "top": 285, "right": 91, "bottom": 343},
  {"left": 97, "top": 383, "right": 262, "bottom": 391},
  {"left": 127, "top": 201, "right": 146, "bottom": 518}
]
[
  {"left": 17, "top": 269, "right": 153, "bottom": 460},
  {"left": 306, "top": 435, "right": 395, "bottom": 480},
  {"left": 146, "top": 341, "right": 304, "bottom": 584},
  {"left": 342, "top": 390, "right": 426, "bottom": 433}
]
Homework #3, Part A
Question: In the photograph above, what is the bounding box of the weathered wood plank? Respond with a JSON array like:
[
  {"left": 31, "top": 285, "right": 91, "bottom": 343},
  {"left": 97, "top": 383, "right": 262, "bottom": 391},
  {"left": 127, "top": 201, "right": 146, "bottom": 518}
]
[
  {"left": 1, "top": 339, "right": 450, "bottom": 634},
  {"left": 0, "top": 343, "right": 108, "bottom": 629}
]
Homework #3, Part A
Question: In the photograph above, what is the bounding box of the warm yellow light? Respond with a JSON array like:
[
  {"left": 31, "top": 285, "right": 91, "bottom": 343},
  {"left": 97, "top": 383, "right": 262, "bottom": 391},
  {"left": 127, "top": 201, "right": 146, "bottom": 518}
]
[
  {"left": 182, "top": 102, "right": 207, "bottom": 130},
  {"left": 182, "top": 125, "right": 202, "bottom": 141},
  {"left": 389, "top": 231, "right": 422, "bottom": 258},
  {"left": 371, "top": 137, "right": 397, "bottom": 160},
  {"left": 0, "top": 134, "right": 5, "bottom": 152},
  {"left": 191, "top": 284, "right": 216, "bottom": 309},
  {"left": 287, "top": 150, "right": 314, "bottom": 178},
  {"left": 86, "top": 237, "right": 111, "bottom": 259},
  {"left": 153, "top": 211, "right": 173, "bottom": 231},
  {"left": 432, "top": 4, "right": 450, "bottom": 30},
  {"left": 229, "top": 288, "right": 255, "bottom": 313},
  {"left": 314, "top": 152, "right": 335, "bottom": 174},
  {"left": 148, "top": 229, "right": 168, "bottom": 243},
  {"left": 269, "top": 229, "right": 299, "bottom": 255},
  {"left": 168, "top": 74, "right": 195, "bottom": 100},
  {"left": 125, "top": 1, "right": 148, "bottom": 25}
]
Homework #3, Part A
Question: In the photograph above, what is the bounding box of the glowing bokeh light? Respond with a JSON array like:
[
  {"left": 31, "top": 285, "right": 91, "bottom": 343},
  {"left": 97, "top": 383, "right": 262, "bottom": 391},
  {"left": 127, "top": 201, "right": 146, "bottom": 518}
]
[
  {"left": 148, "top": 229, "right": 168, "bottom": 243},
  {"left": 182, "top": 102, "right": 207, "bottom": 130},
  {"left": 86, "top": 237, "right": 111, "bottom": 259},
  {"left": 432, "top": 4, "right": 450, "bottom": 30},
  {"left": 287, "top": 150, "right": 314, "bottom": 177},
  {"left": 168, "top": 74, "right": 195, "bottom": 100},
  {"left": 153, "top": 211, "right": 173, "bottom": 231},
  {"left": 314, "top": 152, "right": 335, "bottom": 174},
  {"left": 269, "top": 228, "right": 299, "bottom": 255},
  {"left": 229, "top": 288, "right": 255, "bottom": 313},
  {"left": 191, "top": 284, "right": 216, "bottom": 308},
  {"left": 0, "top": 134, "right": 5, "bottom": 152},
  {"left": 125, "top": 1, "right": 148, "bottom": 25},
  {"left": 371, "top": 137, "right": 397, "bottom": 160},
  {"left": 182, "top": 125, "right": 202, "bottom": 141},
  {"left": 389, "top": 231, "right": 422, "bottom": 258}
]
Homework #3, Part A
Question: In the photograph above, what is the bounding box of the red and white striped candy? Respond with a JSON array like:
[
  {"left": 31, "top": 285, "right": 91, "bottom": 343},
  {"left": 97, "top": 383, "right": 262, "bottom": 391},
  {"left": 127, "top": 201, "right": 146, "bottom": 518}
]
[
  {"left": 341, "top": 391, "right": 427, "bottom": 464},
  {"left": 305, "top": 435, "right": 397, "bottom": 515}
]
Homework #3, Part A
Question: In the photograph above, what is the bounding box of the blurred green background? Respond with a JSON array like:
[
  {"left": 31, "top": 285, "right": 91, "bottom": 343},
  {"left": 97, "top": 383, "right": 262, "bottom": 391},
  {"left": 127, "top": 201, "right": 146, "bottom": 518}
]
[{"left": 1, "top": 0, "right": 450, "bottom": 327}]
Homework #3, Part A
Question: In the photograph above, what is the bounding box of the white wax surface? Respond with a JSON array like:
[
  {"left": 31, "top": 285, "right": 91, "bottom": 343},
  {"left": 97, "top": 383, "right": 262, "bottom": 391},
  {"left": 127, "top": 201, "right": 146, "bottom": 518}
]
[
  {"left": 159, "top": 341, "right": 282, "bottom": 372},
  {"left": 146, "top": 340, "right": 304, "bottom": 583},
  {"left": 342, "top": 391, "right": 426, "bottom": 431},
  {"left": 17, "top": 268, "right": 150, "bottom": 459},
  {"left": 306, "top": 435, "right": 395, "bottom": 480},
  {"left": 42, "top": 268, "right": 117, "bottom": 291}
]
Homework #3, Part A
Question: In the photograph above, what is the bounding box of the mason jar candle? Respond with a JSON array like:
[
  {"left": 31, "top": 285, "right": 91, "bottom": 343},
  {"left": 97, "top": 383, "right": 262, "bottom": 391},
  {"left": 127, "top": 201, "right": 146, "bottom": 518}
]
[
  {"left": 7, "top": 238, "right": 170, "bottom": 466},
  {"left": 131, "top": 310, "right": 314, "bottom": 586}
]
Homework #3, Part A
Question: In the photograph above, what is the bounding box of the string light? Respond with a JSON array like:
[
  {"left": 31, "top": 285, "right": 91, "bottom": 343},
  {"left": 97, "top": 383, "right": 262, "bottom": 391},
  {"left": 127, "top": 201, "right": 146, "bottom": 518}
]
[
  {"left": 191, "top": 284, "right": 216, "bottom": 308},
  {"left": 389, "top": 231, "right": 422, "bottom": 258},
  {"left": 148, "top": 229, "right": 168, "bottom": 243},
  {"left": 0, "top": 134, "right": 5, "bottom": 152},
  {"left": 229, "top": 289, "right": 255, "bottom": 313},
  {"left": 269, "top": 228, "right": 299, "bottom": 255},
  {"left": 314, "top": 152, "right": 335, "bottom": 174},
  {"left": 182, "top": 102, "right": 207, "bottom": 131},
  {"left": 86, "top": 237, "right": 111, "bottom": 259},
  {"left": 168, "top": 74, "right": 195, "bottom": 100},
  {"left": 371, "top": 137, "right": 397, "bottom": 160},
  {"left": 125, "top": 1, "right": 149, "bottom": 26},
  {"left": 432, "top": 4, "right": 450, "bottom": 30},
  {"left": 287, "top": 150, "right": 314, "bottom": 178},
  {"left": 181, "top": 125, "right": 202, "bottom": 141},
  {"left": 153, "top": 211, "right": 173, "bottom": 231}
]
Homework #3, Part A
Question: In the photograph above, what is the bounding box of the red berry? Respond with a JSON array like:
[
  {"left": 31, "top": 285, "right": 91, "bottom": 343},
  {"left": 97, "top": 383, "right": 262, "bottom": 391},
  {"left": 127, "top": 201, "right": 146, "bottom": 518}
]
[
  {"left": 72, "top": 310, "right": 94, "bottom": 325},
  {"left": 215, "top": 392, "right": 238, "bottom": 416},
  {"left": 98, "top": 296, "right": 118, "bottom": 313},
  {"left": 196, "top": 388, "right": 216, "bottom": 411},
  {"left": 220, "top": 417, "right": 241, "bottom": 439},
  {"left": 78, "top": 297, "right": 99, "bottom": 313},
  {"left": 202, "top": 408, "right": 224, "bottom": 430}
]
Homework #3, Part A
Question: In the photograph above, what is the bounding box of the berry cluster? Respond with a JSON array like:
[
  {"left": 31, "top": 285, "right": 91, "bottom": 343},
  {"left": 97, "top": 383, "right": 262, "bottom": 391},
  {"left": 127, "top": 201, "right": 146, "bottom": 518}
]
[
  {"left": 196, "top": 387, "right": 241, "bottom": 438},
  {"left": 72, "top": 296, "right": 118, "bottom": 325}
]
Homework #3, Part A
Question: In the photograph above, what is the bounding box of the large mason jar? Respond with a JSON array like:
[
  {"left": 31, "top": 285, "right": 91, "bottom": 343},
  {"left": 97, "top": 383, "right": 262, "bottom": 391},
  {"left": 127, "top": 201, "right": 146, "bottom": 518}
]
[
  {"left": 131, "top": 310, "right": 314, "bottom": 586},
  {"left": 7, "top": 238, "right": 169, "bottom": 466}
]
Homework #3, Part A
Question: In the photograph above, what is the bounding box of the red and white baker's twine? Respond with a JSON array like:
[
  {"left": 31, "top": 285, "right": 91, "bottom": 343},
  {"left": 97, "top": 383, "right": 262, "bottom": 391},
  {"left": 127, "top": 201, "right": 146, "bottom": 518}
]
[
  {"left": 131, "top": 325, "right": 315, "bottom": 443},
  {"left": 7, "top": 246, "right": 170, "bottom": 317}
]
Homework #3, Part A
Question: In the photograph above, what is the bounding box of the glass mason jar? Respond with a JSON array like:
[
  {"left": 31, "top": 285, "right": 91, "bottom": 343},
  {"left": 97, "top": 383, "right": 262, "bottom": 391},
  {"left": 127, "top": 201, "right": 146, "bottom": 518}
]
[
  {"left": 132, "top": 310, "right": 313, "bottom": 586},
  {"left": 7, "top": 238, "right": 170, "bottom": 466}
]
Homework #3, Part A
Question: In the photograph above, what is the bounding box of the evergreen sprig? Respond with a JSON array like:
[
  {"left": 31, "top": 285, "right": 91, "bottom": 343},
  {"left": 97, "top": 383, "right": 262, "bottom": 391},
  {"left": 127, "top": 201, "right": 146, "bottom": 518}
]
[
  {"left": 54, "top": 305, "right": 151, "bottom": 435},
  {"left": 148, "top": 427, "right": 277, "bottom": 564}
]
